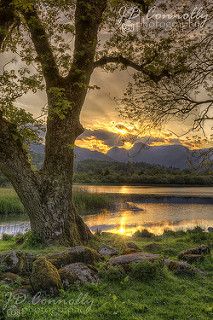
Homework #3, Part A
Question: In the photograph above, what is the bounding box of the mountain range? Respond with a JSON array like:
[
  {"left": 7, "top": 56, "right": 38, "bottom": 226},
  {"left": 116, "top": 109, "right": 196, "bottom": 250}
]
[{"left": 31, "top": 142, "right": 213, "bottom": 169}]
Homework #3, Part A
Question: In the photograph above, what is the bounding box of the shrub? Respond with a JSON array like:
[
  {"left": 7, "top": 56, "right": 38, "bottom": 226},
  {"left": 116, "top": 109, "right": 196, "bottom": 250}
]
[
  {"left": 134, "top": 229, "right": 154, "bottom": 238},
  {"left": 1, "top": 233, "right": 13, "bottom": 241},
  {"left": 129, "top": 260, "right": 164, "bottom": 281},
  {"left": 99, "top": 265, "right": 125, "bottom": 281},
  {"left": 22, "top": 231, "right": 43, "bottom": 248},
  {"left": 187, "top": 226, "right": 209, "bottom": 243},
  {"left": 163, "top": 229, "right": 186, "bottom": 237},
  {"left": 14, "top": 233, "right": 25, "bottom": 245}
]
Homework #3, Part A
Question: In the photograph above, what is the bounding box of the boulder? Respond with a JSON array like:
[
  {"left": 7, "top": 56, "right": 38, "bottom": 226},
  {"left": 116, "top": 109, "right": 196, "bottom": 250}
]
[
  {"left": 30, "top": 257, "right": 62, "bottom": 295},
  {"left": 109, "top": 252, "right": 161, "bottom": 267},
  {"left": 179, "top": 245, "right": 210, "bottom": 258},
  {"left": 0, "top": 251, "right": 35, "bottom": 275},
  {"left": 143, "top": 243, "right": 161, "bottom": 253},
  {"left": 59, "top": 263, "right": 99, "bottom": 287},
  {"left": 98, "top": 245, "right": 118, "bottom": 257},
  {"left": 47, "top": 246, "right": 101, "bottom": 269},
  {"left": 179, "top": 254, "right": 205, "bottom": 263},
  {"left": 165, "top": 259, "right": 201, "bottom": 276}
]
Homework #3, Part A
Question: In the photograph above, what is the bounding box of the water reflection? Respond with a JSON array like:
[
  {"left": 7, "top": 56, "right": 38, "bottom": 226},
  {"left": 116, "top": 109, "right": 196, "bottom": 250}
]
[
  {"left": 84, "top": 203, "right": 213, "bottom": 235},
  {"left": 0, "top": 202, "right": 212, "bottom": 237},
  {"left": 75, "top": 185, "right": 213, "bottom": 197}
]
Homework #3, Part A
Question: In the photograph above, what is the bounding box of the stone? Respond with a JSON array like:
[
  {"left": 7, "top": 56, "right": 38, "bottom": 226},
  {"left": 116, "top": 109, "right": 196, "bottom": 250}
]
[
  {"left": 179, "top": 254, "right": 205, "bottom": 263},
  {"left": 47, "top": 246, "right": 102, "bottom": 268},
  {"left": 0, "top": 272, "right": 21, "bottom": 284},
  {"left": 59, "top": 263, "right": 99, "bottom": 287},
  {"left": 126, "top": 242, "right": 140, "bottom": 251},
  {"left": 13, "top": 286, "right": 32, "bottom": 297},
  {"left": 109, "top": 252, "right": 161, "bottom": 267},
  {"left": 30, "top": 257, "right": 62, "bottom": 295},
  {"left": 143, "top": 243, "right": 161, "bottom": 253},
  {"left": 165, "top": 259, "right": 201, "bottom": 276},
  {"left": 0, "top": 251, "right": 35, "bottom": 275},
  {"left": 178, "top": 245, "right": 210, "bottom": 260},
  {"left": 98, "top": 245, "right": 118, "bottom": 257}
]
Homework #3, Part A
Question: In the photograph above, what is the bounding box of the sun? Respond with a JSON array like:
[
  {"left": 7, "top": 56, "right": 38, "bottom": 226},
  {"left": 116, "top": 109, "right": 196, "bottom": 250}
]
[{"left": 118, "top": 227, "right": 126, "bottom": 234}]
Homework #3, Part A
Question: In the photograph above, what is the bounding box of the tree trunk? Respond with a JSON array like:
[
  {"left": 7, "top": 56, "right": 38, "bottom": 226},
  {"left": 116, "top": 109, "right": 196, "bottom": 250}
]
[
  {"left": 0, "top": 0, "right": 107, "bottom": 246},
  {"left": 0, "top": 114, "right": 92, "bottom": 245}
]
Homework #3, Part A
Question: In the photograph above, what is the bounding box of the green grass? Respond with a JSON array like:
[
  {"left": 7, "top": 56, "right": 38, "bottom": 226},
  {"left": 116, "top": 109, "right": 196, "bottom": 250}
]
[
  {"left": 0, "top": 275, "right": 212, "bottom": 320},
  {"left": 0, "top": 229, "right": 212, "bottom": 319},
  {"left": 73, "top": 189, "right": 114, "bottom": 214},
  {"left": 0, "top": 188, "right": 114, "bottom": 216},
  {"left": 0, "top": 189, "right": 25, "bottom": 216}
]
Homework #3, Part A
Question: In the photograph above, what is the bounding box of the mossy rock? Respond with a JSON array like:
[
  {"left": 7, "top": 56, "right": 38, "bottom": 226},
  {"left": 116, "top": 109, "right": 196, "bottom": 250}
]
[
  {"left": 143, "top": 243, "right": 162, "bottom": 253},
  {"left": 47, "top": 246, "right": 102, "bottom": 268},
  {"left": 59, "top": 262, "right": 99, "bottom": 288},
  {"left": 30, "top": 257, "right": 62, "bottom": 295},
  {"left": 165, "top": 259, "right": 200, "bottom": 276},
  {"left": 0, "top": 251, "right": 35, "bottom": 275}
]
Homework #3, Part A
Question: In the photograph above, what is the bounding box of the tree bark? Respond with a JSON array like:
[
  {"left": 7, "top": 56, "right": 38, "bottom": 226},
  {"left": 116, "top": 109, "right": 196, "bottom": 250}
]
[{"left": 0, "top": 113, "right": 91, "bottom": 245}]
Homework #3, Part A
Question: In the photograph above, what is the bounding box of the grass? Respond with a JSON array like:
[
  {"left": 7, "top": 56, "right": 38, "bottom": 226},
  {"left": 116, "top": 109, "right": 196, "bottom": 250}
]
[
  {"left": 0, "top": 189, "right": 25, "bottom": 216},
  {"left": 0, "top": 228, "right": 212, "bottom": 319},
  {"left": 0, "top": 188, "right": 114, "bottom": 216},
  {"left": 73, "top": 189, "right": 114, "bottom": 214}
]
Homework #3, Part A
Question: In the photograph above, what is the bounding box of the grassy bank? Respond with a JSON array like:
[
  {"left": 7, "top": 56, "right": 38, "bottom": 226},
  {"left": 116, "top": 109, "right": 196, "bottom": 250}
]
[
  {"left": 0, "top": 188, "right": 114, "bottom": 216},
  {"left": 0, "top": 228, "right": 212, "bottom": 319}
]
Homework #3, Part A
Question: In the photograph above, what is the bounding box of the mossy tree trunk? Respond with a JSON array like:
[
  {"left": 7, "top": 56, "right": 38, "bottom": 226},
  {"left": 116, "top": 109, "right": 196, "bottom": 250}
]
[{"left": 0, "top": 0, "right": 107, "bottom": 245}]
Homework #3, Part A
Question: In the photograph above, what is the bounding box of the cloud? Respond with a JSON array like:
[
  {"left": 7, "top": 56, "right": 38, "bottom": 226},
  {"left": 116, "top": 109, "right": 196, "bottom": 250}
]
[
  {"left": 76, "top": 128, "right": 187, "bottom": 152},
  {"left": 78, "top": 129, "right": 130, "bottom": 148}
]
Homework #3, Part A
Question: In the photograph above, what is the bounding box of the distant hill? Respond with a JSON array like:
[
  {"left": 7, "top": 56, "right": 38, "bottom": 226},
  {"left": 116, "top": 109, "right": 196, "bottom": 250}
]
[
  {"left": 107, "top": 143, "right": 190, "bottom": 169},
  {"left": 30, "top": 142, "right": 212, "bottom": 170},
  {"left": 75, "top": 147, "right": 111, "bottom": 162}
]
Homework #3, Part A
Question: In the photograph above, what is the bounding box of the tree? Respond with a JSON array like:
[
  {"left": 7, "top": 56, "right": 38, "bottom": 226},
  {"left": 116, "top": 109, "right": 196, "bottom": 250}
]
[
  {"left": 119, "top": 2, "right": 213, "bottom": 137},
  {"left": 0, "top": 0, "right": 211, "bottom": 245}
]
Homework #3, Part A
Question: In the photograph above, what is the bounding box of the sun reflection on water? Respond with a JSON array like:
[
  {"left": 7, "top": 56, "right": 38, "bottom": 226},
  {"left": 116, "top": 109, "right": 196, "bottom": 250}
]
[{"left": 84, "top": 203, "right": 213, "bottom": 236}]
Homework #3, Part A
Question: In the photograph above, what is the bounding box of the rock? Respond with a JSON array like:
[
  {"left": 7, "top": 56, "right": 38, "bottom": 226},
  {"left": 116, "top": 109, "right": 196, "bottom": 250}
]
[
  {"left": 208, "top": 227, "right": 213, "bottom": 233},
  {"left": 126, "top": 242, "right": 140, "bottom": 251},
  {"left": 0, "top": 272, "right": 21, "bottom": 284},
  {"left": 98, "top": 245, "right": 118, "bottom": 257},
  {"left": 143, "top": 243, "right": 161, "bottom": 253},
  {"left": 13, "top": 286, "right": 32, "bottom": 297},
  {"left": 126, "top": 202, "right": 144, "bottom": 212},
  {"left": 30, "top": 257, "right": 62, "bottom": 295},
  {"left": 109, "top": 252, "right": 161, "bottom": 267},
  {"left": 179, "top": 254, "right": 205, "bottom": 263},
  {"left": 0, "top": 251, "right": 19, "bottom": 273},
  {"left": 123, "top": 242, "right": 140, "bottom": 254},
  {"left": 47, "top": 246, "right": 101, "bottom": 268},
  {"left": 165, "top": 259, "right": 201, "bottom": 276},
  {"left": 59, "top": 263, "right": 99, "bottom": 287},
  {"left": 0, "top": 251, "right": 35, "bottom": 275},
  {"left": 178, "top": 245, "right": 210, "bottom": 259}
]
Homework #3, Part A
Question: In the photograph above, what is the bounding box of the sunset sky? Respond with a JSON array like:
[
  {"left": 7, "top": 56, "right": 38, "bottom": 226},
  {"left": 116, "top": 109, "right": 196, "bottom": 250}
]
[{"left": 15, "top": 62, "right": 212, "bottom": 152}]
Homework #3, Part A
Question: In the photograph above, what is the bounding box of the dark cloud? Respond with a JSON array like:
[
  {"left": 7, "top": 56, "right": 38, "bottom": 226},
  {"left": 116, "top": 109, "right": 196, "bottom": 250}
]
[
  {"left": 78, "top": 129, "right": 131, "bottom": 147},
  {"left": 78, "top": 129, "right": 183, "bottom": 149}
]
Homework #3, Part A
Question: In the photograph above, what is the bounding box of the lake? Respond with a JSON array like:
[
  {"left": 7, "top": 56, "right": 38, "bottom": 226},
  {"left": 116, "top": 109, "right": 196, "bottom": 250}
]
[{"left": 0, "top": 185, "right": 213, "bottom": 236}]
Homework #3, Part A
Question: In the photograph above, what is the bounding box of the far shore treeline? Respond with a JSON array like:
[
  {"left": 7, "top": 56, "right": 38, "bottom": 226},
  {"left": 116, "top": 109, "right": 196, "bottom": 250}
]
[{"left": 0, "top": 159, "right": 212, "bottom": 187}]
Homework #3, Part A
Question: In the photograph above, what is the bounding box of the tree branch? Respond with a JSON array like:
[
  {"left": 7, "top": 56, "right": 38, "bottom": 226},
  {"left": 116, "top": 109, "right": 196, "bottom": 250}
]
[
  {"left": 22, "top": 7, "right": 60, "bottom": 87},
  {"left": 125, "top": 0, "right": 149, "bottom": 14},
  {"left": 94, "top": 55, "right": 172, "bottom": 82},
  {"left": 0, "top": 0, "right": 15, "bottom": 49}
]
